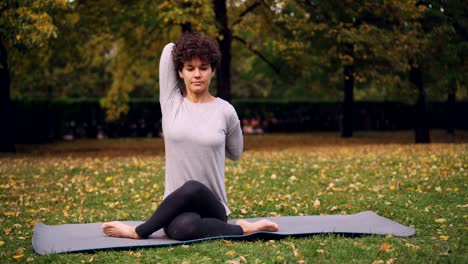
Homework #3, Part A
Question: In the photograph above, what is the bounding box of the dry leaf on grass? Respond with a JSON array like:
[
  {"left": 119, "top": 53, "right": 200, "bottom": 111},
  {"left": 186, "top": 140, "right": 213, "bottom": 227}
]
[{"left": 379, "top": 242, "right": 392, "bottom": 253}]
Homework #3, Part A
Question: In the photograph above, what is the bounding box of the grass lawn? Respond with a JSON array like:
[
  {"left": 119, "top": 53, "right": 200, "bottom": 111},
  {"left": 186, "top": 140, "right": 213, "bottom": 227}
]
[{"left": 1, "top": 131, "right": 467, "bottom": 263}]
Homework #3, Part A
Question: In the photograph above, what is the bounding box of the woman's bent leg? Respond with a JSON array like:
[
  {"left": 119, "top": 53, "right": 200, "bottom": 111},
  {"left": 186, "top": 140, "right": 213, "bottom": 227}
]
[
  {"left": 164, "top": 212, "right": 242, "bottom": 241},
  {"left": 102, "top": 180, "right": 279, "bottom": 239},
  {"left": 135, "top": 180, "right": 228, "bottom": 238}
]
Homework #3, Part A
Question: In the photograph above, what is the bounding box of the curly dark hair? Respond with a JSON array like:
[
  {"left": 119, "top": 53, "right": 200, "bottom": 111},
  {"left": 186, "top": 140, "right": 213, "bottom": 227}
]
[{"left": 172, "top": 32, "right": 221, "bottom": 72}]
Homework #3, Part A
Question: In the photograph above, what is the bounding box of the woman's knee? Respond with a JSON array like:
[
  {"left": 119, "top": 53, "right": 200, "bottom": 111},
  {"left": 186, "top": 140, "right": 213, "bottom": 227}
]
[
  {"left": 180, "top": 180, "right": 208, "bottom": 197},
  {"left": 165, "top": 212, "right": 202, "bottom": 241}
]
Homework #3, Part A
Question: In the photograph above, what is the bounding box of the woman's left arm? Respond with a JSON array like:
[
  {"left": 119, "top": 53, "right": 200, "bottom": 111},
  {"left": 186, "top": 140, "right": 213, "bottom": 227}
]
[{"left": 225, "top": 106, "right": 243, "bottom": 160}]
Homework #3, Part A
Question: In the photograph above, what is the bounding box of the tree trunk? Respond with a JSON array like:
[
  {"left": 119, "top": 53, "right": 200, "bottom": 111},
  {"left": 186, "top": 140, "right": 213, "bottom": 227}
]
[
  {"left": 181, "top": 23, "right": 192, "bottom": 33},
  {"left": 213, "top": 0, "right": 231, "bottom": 102},
  {"left": 0, "top": 38, "right": 16, "bottom": 153},
  {"left": 409, "top": 62, "right": 430, "bottom": 143},
  {"left": 446, "top": 78, "right": 456, "bottom": 135},
  {"left": 341, "top": 44, "right": 354, "bottom": 138}
]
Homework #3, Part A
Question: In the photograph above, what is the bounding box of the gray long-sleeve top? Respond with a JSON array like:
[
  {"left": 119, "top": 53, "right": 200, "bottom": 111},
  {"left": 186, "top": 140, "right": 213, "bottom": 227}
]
[{"left": 159, "top": 43, "right": 243, "bottom": 215}]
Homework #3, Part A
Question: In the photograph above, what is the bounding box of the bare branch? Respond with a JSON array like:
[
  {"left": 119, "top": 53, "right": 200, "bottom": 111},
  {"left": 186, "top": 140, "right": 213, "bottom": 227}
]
[
  {"left": 232, "top": 35, "right": 280, "bottom": 74},
  {"left": 231, "top": 1, "right": 262, "bottom": 27}
]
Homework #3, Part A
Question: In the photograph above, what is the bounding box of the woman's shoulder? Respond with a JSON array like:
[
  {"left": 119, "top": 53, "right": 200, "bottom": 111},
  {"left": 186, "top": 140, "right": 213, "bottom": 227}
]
[
  {"left": 213, "top": 98, "right": 239, "bottom": 123},
  {"left": 214, "top": 98, "right": 236, "bottom": 112}
]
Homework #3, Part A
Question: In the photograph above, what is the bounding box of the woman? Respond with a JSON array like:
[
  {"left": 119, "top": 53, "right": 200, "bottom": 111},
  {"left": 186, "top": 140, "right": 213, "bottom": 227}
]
[{"left": 102, "top": 33, "right": 278, "bottom": 241}]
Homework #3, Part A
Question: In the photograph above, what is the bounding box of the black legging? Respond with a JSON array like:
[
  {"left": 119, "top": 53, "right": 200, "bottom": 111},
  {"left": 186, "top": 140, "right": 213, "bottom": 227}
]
[{"left": 135, "top": 180, "right": 243, "bottom": 240}]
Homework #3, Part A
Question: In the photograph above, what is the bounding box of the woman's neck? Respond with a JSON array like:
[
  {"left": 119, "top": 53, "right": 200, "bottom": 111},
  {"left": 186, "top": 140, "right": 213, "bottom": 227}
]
[{"left": 184, "top": 91, "right": 216, "bottom": 103}]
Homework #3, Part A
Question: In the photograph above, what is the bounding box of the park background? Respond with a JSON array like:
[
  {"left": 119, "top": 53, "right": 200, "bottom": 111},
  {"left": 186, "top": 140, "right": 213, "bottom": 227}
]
[
  {"left": 1, "top": 0, "right": 467, "bottom": 150},
  {"left": 0, "top": 0, "right": 467, "bottom": 263}
]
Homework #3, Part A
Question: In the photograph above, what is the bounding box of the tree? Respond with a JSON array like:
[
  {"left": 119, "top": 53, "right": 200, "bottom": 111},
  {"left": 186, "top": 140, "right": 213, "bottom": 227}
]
[
  {"left": 290, "top": 0, "right": 423, "bottom": 138},
  {"left": 213, "top": 0, "right": 232, "bottom": 101},
  {"left": 423, "top": 0, "right": 468, "bottom": 135},
  {"left": 402, "top": 0, "right": 468, "bottom": 142},
  {"left": 5, "top": 1, "right": 299, "bottom": 122},
  {"left": 95, "top": 0, "right": 281, "bottom": 119},
  {"left": 0, "top": 35, "right": 14, "bottom": 152},
  {"left": 87, "top": 0, "right": 217, "bottom": 120},
  {"left": 0, "top": 0, "right": 66, "bottom": 152}
]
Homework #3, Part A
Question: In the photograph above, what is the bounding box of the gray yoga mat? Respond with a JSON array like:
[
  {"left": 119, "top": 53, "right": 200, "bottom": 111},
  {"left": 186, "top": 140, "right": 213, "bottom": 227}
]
[{"left": 32, "top": 211, "right": 415, "bottom": 255}]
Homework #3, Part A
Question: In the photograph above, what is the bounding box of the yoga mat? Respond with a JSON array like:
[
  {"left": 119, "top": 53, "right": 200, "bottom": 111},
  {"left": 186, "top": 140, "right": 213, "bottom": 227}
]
[{"left": 32, "top": 211, "right": 415, "bottom": 255}]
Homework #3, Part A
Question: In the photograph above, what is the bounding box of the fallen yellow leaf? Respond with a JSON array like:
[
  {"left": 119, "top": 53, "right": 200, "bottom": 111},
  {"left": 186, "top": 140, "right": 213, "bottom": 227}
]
[
  {"left": 313, "top": 199, "right": 320, "bottom": 209},
  {"left": 290, "top": 242, "right": 299, "bottom": 257},
  {"left": 13, "top": 247, "right": 25, "bottom": 259},
  {"left": 379, "top": 242, "right": 392, "bottom": 252},
  {"left": 0, "top": 241, "right": 4, "bottom": 246},
  {"left": 435, "top": 218, "right": 446, "bottom": 223},
  {"left": 440, "top": 235, "right": 449, "bottom": 240},
  {"left": 405, "top": 243, "right": 420, "bottom": 251},
  {"left": 4, "top": 228, "right": 12, "bottom": 235},
  {"left": 13, "top": 254, "right": 24, "bottom": 260}
]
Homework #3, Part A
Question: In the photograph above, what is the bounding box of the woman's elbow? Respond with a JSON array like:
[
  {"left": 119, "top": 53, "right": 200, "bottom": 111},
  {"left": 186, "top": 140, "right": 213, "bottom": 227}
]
[{"left": 226, "top": 151, "right": 242, "bottom": 161}]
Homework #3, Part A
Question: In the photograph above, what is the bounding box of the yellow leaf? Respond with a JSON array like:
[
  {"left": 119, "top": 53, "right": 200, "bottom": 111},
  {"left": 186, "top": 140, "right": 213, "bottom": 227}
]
[
  {"left": 13, "top": 247, "right": 25, "bottom": 259},
  {"left": 290, "top": 242, "right": 300, "bottom": 257},
  {"left": 313, "top": 199, "right": 320, "bottom": 209},
  {"left": 405, "top": 243, "right": 420, "bottom": 251},
  {"left": 226, "top": 250, "right": 236, "bottom": 257},
  {"left": 13, "top": 254, "right": 24, "bottom": 260},
  {"left": 435, "top": 218, "right": 446, "bottom": 223},
  {"left": 105, "top": 176, "right": 113, "bottom": 182},
  {"left": 119, "top": 212, "right": 128, "bottom": 218},
  {"left": 379, "top": 242, "right": 392, "bottom": 252},
  {"left": 439, "top": 235, "right": 449, "bottom": 240},
  {"left": 4, "top": 228, "right": 12, "bottom": 235},
  {"left": 0, "top": 241, "right": 4, "bottom": 246}
]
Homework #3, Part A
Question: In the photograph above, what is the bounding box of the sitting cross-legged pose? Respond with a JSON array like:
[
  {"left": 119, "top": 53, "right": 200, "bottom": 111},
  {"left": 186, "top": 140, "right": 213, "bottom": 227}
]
[{"left": 102, "top": 32, "right": 279, "bottom": 241}]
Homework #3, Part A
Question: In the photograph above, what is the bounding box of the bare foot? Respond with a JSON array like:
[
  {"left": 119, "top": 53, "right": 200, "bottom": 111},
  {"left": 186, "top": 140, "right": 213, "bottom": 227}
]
[
  {"left": 236, "top": 219, "right": 279, "bottom": 235},
  {"left": 101, "top": 221, "right": 141, "bottom": 239}
]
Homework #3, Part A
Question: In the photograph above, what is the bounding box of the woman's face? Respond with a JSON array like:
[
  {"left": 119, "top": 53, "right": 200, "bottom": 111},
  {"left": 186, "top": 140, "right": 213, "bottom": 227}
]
[{"left": 179, "top": 58, "right": 214, "bottom": 96}]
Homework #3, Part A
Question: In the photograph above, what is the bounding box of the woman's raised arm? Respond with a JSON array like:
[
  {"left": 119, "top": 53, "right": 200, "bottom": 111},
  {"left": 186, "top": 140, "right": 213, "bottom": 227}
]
[{"left": 159, "top": 43, "right": 183, "bottom": 110}]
